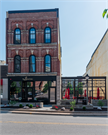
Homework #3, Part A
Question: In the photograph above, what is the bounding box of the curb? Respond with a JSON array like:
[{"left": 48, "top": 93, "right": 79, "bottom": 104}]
[{"left": 10, "top": 111, "right": 108, "bottom": 117}]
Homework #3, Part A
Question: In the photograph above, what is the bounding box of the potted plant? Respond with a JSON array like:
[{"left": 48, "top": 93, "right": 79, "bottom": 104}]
[
  {"left": 83, "top": 106, "right": 86, "bottom": 111},
  {"left": 98, "top": 100, "right": 104, "bottom": 109},
  {"left": 70, "top": 100, "right": 76, "bottom": 111},
  {"left": 29, "top": 104, "right": 33, "bottom": 108},
  {"left": 19, "top": 104, "right": 23, "bottom": 108}
]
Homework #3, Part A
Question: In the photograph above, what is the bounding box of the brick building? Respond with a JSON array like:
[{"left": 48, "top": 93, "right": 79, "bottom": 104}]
[{"left": 6, "top": 9, "right": 61, "bottom": 104}]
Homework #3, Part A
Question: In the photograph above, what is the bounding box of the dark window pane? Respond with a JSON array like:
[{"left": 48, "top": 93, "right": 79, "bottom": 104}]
[
  {"left": 15, "top": 55, "right": 21, "bottom": 73},
  {"left": 30, "top": 55, "right": 36, "bottom": 72}
]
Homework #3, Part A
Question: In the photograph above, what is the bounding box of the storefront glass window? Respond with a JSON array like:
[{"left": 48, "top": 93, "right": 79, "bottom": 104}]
[{"left": 10, "top": 81, "right": 22, "bottom": 100}]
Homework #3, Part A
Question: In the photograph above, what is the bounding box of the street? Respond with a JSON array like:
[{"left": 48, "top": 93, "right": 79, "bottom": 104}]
[{"left": 0, "top": 112, "right": 108, "bottom": 135}]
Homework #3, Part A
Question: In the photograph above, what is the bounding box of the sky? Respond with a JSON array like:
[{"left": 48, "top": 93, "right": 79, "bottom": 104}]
[{"left": 0, "top": 0, "right": 108, "bottom": 76}]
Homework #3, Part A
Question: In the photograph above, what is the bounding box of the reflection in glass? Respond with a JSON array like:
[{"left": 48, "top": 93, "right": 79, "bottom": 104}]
[
  {"left": 45, "top": 55, "right": 51, "bottom": 72},
  {"left": 10, "top": 81, "right": 22, "bottom": 100},
  {"left": 45, "top": 27, "right": 51, "bottom": 43},
  {"left": 27, "top": 82, "right": 33, "bottom": 87},
  {"left": 15, "top": 28, "right": 21, "bottom": 44},
  {"left": 30, "top": 28, "right": 36, "bottom": 43},
  {"left": 30, "top": 55, "right": 36, "bottom": 72}
]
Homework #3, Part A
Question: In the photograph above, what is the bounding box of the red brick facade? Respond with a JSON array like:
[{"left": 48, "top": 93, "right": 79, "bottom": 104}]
[{"left": 6, "top": 9, "right": 61, "bottom": 76}]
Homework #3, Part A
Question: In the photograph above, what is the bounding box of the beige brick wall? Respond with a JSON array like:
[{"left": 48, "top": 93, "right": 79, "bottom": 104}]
[{"left": 86, "top": 30, "right": 108, "bottom": 99}]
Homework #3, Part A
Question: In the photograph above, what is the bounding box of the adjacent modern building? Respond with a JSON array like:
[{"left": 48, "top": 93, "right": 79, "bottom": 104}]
[
  {"left": 6, "top": 8, "right": 61, "bottom": 104},
  {"left": 86, "top": 29, "right": 108, "bottom": 99}
]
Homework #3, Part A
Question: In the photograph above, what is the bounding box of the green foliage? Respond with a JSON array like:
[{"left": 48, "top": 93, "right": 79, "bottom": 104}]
[
  {"left": 27, "top": 82, "right": 31, "bottom": 87},
  {"left": 29, "top": 104, "right": 33, "bottom": 108},
  {"left": 10, "top": 81, "right": 21, "bottom": 94},
  {"left": 43, "top": 81, "right": 51, "bottom": 93},
  {"left": 98, "top": 100, "right": 104, "bottom": 108},
  {"left": 75, "top": 82, "right": 83, "bottom": 95},
  {"left": 9, "top": 100, "right": 17, "bottom": 106},
  {"left": 26, "top": 104, "right": 29, "bottom": 106},
  {"left": 102, "top": 9, "right": 108, "bottom": 18},
  {"left": 19, "top": 104, "right": 23, "bottom": 108},
  {"left": 83, "top": 106, "right": 86, "bottom": 110},
  {"left": 66, "top": 82, "right": 73, "bottom": 94},
  {"left": 63, "top": 99, "right": 66, "bottom": 100},
  {"left": 70, "top": 100, "right": 76, "bottom": 109},
  {"left": 70, "top": 107, "right": 73, "bottom": 111}
]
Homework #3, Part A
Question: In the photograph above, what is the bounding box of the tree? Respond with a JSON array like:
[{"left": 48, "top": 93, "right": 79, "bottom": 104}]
[
  {"left": 102, "top": 9, "right": 108, "bottom": 18},
  {"left": 66, "top": 82, "right": 73, "bottom": 94},
  {"left": 75, "top": 82, "right": 83, "bottom": 95}
]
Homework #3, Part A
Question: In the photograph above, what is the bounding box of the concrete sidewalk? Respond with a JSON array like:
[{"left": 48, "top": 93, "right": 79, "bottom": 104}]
[{"left": 1, "top": 107, "right": 108, "bottom": 116}]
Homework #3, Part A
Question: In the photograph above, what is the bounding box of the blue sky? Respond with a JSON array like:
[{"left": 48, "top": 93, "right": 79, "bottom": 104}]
[{"left": 0, "top": 0, "right": 107, "bottom": 76}]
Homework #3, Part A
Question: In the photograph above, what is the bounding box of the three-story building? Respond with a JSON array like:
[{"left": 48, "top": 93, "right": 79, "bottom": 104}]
[{"left": 6, "top": 8, "right": 61, "bottom": 104}]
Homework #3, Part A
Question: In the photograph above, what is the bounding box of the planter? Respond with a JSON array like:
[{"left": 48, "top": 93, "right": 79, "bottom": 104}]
[{"left": 36, "top": 102, "right": 43, "bottom": 108}]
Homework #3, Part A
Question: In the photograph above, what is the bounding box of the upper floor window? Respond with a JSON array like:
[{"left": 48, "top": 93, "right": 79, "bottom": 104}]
[
  {"left": 14, "top": 55, "right": 21, "bottom": 73},
  {"left": 44, "top": 27, "right": 51, "bottom": 43},
  {"left": 29, "top": 28, "right": 36, "bottom": 44},
  {"left": 45, "top": 55, "right": 51, "bottom": 72},
  {"left": 14, "top": 28, "right": 21, "bottom": 44},
  {"left": 29, "top": 55, "right": 36, "bottom": 72}
]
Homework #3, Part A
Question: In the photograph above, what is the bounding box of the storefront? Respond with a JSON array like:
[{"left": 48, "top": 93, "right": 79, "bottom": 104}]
[{"left": 8, "top": 76, "right": 56, "bottom": 104}]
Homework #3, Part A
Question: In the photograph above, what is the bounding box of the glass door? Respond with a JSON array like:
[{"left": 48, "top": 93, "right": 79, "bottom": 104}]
[{"left": 27, "top": 88, "right": 33, "bottom": 101}]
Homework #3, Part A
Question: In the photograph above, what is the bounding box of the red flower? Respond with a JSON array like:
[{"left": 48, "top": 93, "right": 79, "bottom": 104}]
[
  {"left": 36, "top": 105, "right": 40, "bottom": 108},
  {"left": 54, "top": 106, "right": 58, "bottom": 109}
]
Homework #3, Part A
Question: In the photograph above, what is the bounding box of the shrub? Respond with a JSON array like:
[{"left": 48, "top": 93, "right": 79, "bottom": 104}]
[
  {"left": 98, "top": 100, "right": 104, "bottom": 108},
  {"left": 19, "top": 104, "right": 23, "bottom": 108},
  {"left": 70, "top": 100, "right": 76, "bottom": 109},
  {"left": 70, "top": 107, "right": 73, "bottom": 111},
  {"left": 29, "top": 104, "right": 33, "bottom": 108},
  {"left": 83, "top": 106, "right": 86, "bottom": 110},
  {"left": 26, "top": 104, "right": 29, "bottom": 106},
  {"left": 9, "top": 100, "right": 17, "bottom": 106}
]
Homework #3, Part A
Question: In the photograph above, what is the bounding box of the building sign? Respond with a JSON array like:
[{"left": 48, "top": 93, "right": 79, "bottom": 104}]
[{"left": 22, "top": 76, "right": 33, "bottom": 81}]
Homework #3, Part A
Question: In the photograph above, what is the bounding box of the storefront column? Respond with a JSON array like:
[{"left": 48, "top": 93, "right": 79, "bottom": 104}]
[
  {"left": 56, "top": 76, "right": 61, "bottom": 105},
  {"left": 2, "top": 79, "right": 8, "bottom": 104}
]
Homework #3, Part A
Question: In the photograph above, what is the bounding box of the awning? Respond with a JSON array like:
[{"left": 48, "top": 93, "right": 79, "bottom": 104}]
[{"left": 0, "top": 79, "right": 3, "bottom": 85}]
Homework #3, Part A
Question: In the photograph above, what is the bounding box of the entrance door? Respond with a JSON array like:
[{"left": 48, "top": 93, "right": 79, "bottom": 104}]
[
  {"left": 27, "top": 88, "right": 33, "bottom": 101},
  {"left": 22, "top": 88, "right": 27, "bottom": 101},
  {"left": 49, "top": 87, "right": 56, "bottom": 104}
]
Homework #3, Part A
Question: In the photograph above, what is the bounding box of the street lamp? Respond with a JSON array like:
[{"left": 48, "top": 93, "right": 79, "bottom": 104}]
[{"left": 85, "top": 74, "right": 89, "bottom": 105}]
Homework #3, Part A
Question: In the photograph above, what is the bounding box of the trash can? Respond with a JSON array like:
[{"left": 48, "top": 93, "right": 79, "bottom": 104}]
[{"left": 83, "top": 99, "right": 86, "bottom": 105}]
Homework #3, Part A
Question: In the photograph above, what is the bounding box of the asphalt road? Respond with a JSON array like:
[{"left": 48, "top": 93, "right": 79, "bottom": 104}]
[{"left": 0, "top": 112, "right": 108, "bottom": 135}]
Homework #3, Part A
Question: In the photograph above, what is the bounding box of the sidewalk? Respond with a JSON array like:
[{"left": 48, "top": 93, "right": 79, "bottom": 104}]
[{"left": 1, "top": 107, "right": 108, "bottom": 116}]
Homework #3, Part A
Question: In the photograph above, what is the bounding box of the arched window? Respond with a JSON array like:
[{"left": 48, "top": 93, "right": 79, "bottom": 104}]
[
  {"left": 45, "top": 55, "right": 51, "bottom": 72},
  {"left": 44, "top": 27, "right": 51, "bottom": 43},
  {"left": 29, "top": 28, "right": 36, "bottom": 44},
  {"left": 29, "top": 55, "right": 36, "bottom": 72},
  {"left": 14, "top": 55, "right": 21, "bottom": 73},
  {"left": 14, "top": 28, "right": 21, "bottom": 44}
]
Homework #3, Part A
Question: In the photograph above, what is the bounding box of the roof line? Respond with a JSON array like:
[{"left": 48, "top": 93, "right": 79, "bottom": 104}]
[
  {"left": 8, "top": 8, "right": 59, "bottom": 17},
  {"left": 86, "top": 29, "right": 108, "bottom": 68}
]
